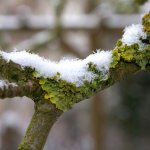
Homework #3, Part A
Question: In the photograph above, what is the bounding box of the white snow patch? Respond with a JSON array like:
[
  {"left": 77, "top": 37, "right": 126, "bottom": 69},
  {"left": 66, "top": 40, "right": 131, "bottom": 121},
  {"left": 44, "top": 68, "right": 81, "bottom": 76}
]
[
  {"left": 0, "top": 80, "right": 17, "bottom": 90},
  {"left": 84, "top": 50, "right": 112, "bottom": 72},
  {"left": 0, "top": 50, "right": 112, "bottom": 86},
  {"left": 122, "top": 24, "right": 147, "bottom": 48}
]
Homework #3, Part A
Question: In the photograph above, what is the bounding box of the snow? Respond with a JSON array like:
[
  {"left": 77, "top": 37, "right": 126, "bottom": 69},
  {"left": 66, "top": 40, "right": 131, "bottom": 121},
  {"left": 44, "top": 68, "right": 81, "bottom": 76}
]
[
  {"left": 0, "top": 80, "right": 17, "bottom": 90},
  {"left": 0, "top": 50, "right": 112, "bottom": 86},
  {"left": 84, "top": 50, "right": 112, "bottom": 72},
  {"left": 122, "top": 24, "right": 147, "bottom": 48}
]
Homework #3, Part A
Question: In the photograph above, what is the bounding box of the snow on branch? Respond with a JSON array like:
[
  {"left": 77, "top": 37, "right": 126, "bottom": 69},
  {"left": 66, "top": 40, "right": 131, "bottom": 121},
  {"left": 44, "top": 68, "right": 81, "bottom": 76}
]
[
  {"left": 122, "top": 24, "right": 147, "bottom": 48},
  {"left": 0, "top": 80, "right": 17, "bottom": 90},
  {"left": 0, "top": 21, "right": 148, "bottom": 86},
  {"left": 0, "top": 50, "right": 112, "bottom": 86}
]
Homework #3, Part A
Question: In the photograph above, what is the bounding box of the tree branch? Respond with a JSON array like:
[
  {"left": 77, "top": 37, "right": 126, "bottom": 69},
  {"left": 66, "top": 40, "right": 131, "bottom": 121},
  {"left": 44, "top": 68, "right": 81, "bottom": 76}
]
[
  {"left": 0, "top": 58, "right": 43, "bottom": 101},
  {"left": 0, "top": 81, "right": 29, "bottom": 99}
]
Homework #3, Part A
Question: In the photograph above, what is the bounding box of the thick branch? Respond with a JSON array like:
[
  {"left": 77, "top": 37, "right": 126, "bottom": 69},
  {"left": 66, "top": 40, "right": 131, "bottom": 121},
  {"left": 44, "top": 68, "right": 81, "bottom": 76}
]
[{"left": 18, "top": 100, "right": 62, "bottom": 150}]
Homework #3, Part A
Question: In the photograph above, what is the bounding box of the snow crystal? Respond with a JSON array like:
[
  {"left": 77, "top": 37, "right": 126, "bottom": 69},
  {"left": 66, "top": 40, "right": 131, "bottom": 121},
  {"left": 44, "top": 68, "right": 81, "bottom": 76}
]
[
  {"left": 0, "top": 50, "right": 112, "bottom": 86},
  {"left": 122, "top": 24, "right": 147, "bottom": 48},
  {"left": 0, "top": 80, "right": 17, "bottom": 90}
]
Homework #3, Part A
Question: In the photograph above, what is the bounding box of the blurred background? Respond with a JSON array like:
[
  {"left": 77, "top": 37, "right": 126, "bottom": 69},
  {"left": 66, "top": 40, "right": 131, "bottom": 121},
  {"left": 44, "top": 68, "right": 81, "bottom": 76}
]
[{"left": 0, "top": 0, "right": 150, "bottom": 150}]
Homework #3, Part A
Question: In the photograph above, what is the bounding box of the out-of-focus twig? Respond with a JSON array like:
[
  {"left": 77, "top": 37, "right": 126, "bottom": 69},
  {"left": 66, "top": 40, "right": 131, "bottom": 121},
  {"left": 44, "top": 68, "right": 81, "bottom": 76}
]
[
  {"left": 50, "top": 0, "right": 88, "bottom": 58},
  {"left": 15, "top": 0, "right": 67, "bottom": 52},
  {"left": 0, "top": 32, "right": 10, "bottom": 50},
  {"left": 0, "top": 14, "right": 141, "bottom": 31},
  {"left": 60, "top": 39, "right": 86, "bottom": 58},
  {"left": 14, "top": 31, "right": 56, "bottom": 52}
]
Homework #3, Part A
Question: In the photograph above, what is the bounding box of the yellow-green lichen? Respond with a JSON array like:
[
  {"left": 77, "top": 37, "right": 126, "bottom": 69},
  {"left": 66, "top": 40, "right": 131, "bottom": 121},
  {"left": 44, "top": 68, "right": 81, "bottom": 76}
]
[
  {"left": 111, "top": 12, "right": 150, "bottom": 69},
  {"left": 33, "top": 63, "right": 110, "bottom": 111},
  {"left": 142, "top": 12, "right": 150, "bottom": 35},
  {"left": 111, "top": 40, "right": 150, "bottom": 69}
]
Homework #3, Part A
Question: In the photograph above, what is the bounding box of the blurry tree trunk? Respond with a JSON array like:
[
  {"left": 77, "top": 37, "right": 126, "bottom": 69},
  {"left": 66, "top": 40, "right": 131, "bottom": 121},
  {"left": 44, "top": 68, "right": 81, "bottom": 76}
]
[
  {"left": 2, "top": 126, "right": 22, "bottom": 150},
  {"left": 86, "top": 1, "right": 105, "bottom": 148},
  {"left": 91, "top": 94, "right": 105, "bottom": 150},
  {"left": 89, "top": 30, "right": 105, "bottom": 150}
]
